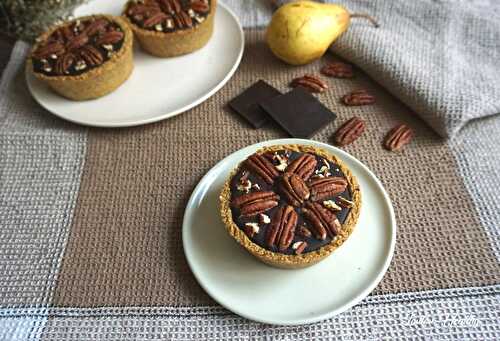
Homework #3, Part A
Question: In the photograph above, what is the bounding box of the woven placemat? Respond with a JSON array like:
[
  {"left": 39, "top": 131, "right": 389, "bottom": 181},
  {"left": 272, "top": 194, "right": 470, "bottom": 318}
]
[{"left": 47, "top": 30, "right": 499, "bottom": 308}]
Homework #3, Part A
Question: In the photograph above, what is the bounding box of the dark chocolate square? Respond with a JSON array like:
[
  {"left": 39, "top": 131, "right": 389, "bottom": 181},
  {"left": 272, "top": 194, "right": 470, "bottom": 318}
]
[
  {"left": 228, "top": 80, "right": 281, "bottom": 128},
  {"left": 259, "top": 87, "right": 336, "bottom": 138}
]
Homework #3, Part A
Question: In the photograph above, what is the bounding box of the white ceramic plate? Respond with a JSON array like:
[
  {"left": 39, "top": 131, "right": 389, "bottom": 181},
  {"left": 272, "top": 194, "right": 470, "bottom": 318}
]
[
  {"left": 183, "top": 138, "right": 396, "bottom": 325},
  {"left": 26, "top": 0, "right": 244, "bottom": 127}
]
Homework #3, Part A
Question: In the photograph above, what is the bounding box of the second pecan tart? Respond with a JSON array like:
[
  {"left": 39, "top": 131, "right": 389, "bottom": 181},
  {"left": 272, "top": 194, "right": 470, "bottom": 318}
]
[
  {"left": 220, "top": 145, "right": 361, "bottom": 269},
  {"left": 27, "top": 15, "right": 133, "bottom": 101},
  {"left": 123, "top": 0, "right": 216, "bottom": 57}
]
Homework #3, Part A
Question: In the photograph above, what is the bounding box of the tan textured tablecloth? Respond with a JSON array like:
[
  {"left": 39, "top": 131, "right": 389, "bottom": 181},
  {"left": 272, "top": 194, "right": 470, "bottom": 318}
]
[{"left": 0, "top": 30, "right": 499, "bottom": 340}]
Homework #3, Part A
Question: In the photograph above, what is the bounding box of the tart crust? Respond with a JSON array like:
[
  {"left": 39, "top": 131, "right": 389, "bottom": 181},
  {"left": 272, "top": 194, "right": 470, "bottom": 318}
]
[
  {"left": 122, "top": 0, "right": 217, "bottom": 57},
  {"left": 26, "top": 15, "right": 134, "bottom": 101},
  {"left": 220, "top": 144, "right": 361, "bottom": 269}
]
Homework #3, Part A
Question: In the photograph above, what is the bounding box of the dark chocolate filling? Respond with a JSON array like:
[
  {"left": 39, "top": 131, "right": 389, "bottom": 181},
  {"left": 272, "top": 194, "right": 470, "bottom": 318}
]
[{"left": 230, "top": 150, "right": 353, "bottom": 255}]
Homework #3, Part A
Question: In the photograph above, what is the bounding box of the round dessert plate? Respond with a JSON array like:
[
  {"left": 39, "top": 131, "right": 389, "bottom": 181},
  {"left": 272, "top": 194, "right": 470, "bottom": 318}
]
[
  {"left": 26, "top": 0, "right": 244, "bottom": 127},
  {"left": 183, "top": 138, "right": 396, "bottom": 325}
]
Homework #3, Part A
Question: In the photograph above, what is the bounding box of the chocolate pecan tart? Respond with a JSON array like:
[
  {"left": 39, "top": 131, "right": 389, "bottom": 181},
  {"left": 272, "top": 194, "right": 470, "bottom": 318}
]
[
  {"left": 220, "top": 145, "right": 361, "bottom": 269},
  {"left": 123, "top": 0, "right": 216, "bottom": 57},
  {"left": 27, "top": 15, "right": 133, "bottom": 100}
]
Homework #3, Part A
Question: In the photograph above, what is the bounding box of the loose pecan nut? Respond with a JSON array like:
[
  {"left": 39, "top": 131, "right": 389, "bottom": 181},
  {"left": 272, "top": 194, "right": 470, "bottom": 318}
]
[
  {"left": 279, "top": 173, "right": 310, "bottom": 207},
  {"left": 290, "top": 74, "right": 328, "bottom": 93},
  {"left": 231, "top": 191, "right": 279, "bottom": 217},
  {"left": 308, "top": 177, "right": 348, "bottom": 202},
  {"left": 191, "top": 0, "right": 210, "bottom": 13},
  {"left": 342, "top": 89, "right": 375, "bottom": 106},
  {"left": 286, "top": 154, "right": 317, "bottom": 181},
  {"left": 302, "top": 202, "right": 341, "bottom": 240},
  {"left": 244, "top": 153, "right": 280, "bottom": 185},
  {"left": 383, "top": 124, "right": 413, "bottom": 151},
  {"left": 321, "top": 62, "right": 353, "bottom": 78},
  {"left": 266, "top": 205, "right": 298, "bottom": 251},
  {"left": 333, "top": 117, "right": 366, "bottom": 146}
]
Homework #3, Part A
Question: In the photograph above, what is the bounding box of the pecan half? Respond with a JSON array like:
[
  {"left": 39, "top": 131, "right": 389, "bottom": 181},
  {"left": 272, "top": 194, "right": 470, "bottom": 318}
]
[
  {"left": 333, "top": 117, "right": 366, "bottom": 146},
  {"left": 175, "top": 11, "right": 193, "bottom": 28},
  {"left": 342, "top": 89, "right": 375, "bottom": 106},
  {"left": 244, "top": 153, "right": 280, "bottom": 185},
  {"left": 266, "top": 205, "right": 298, "bottom": 251},
  {"left": 308, "top": 177, "right": 348, "bottom": 202},
  {"left": 66, "top": 33, "right": 89, "bottom": 51},
  {"left": 95, "top": 30, "right": 124, "bottom": 45},
  {"left": 61, "top": 25, "right": 74, "bottom": 42},
  {"left": 83, "top": 19, "right": 109, "bottom": 36},
  {"left": 55, "top": 52, "right": 75, "bottom": 75},
  {"left": 302, "top": 202, "right": 341, "bottom": 240},
  {"left": 231, "top": 191, "right": 279, "bottom": 217},
  {"left": 143, "top": 11, "right": 169, "bottom": 27},
  {"left": 191, "top": 0, "right": 210, "bottom": 13},
  {"left": 286, "top": 154, "right": 317, "bottom": 181},
  {"left": 383, "top": 124, "right": 413, "bottom": 151},
  {"left": 290, "top": 74, "right": 328, "bottom": 93},
  {"left": 127, "top": 4, "right": 160, "bottom": 16},
  {"left": 279, "top": 173, "right": 310, "bottom": 207},
  {"left": 33, "top": 42, "right": 65, "bottom": 59},
  {"left": 321, "top": 62, "right": 353, "bottom": 78},
  {"left": 297, "top": 225, "right": 312, "bottom": 238},
  {"left": 79, "top": 45, "right": 103, "bottom": 66}
]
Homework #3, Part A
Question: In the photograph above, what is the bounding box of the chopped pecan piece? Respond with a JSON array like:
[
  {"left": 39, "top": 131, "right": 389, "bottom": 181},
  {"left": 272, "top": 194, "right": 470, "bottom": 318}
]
[
  {"left": 286, "top": 154, "right": 317, "bottom": 181},
  {"left": 290, "top": 74, "right": 328, "bottom": 93},
  {"left": 279, "top": 173, "right": 310, "bottom": 207},
  {"left": 244, "top": 222, "right": 260, "bottom": 238},
  {"left": 308, "top": 177, "right": 348, "bottom": 202},
  {"left": 383, "top": 124, "right": 414, "bottom": 151},
  {"left": 231, "top": 191, "right": 279, "bottom": 217},
  {"left": 244, "top": 153, "right": 280, "bottom": 185},
  {"left": 302, "top": 202, "right": 341, "bottom": 239},
  {"left": 337, "top": 197, "right": 354, "bottom": 208},
  {"left": 266, "top": 205, "right": 298, "bottom": 251},
  {"left": 342, "top": 89, "right": 375, "bottom": 106},
  {"left": 333, "top": 117, "right": 366, "bottom": 146},
  {"left": 321, "top": 61, "right": 354, "bottom": 78}
]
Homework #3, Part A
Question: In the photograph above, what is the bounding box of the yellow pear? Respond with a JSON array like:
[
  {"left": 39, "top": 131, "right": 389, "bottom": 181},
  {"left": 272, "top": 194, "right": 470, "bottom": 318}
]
[{"left": 266, "top": 1, "right": 377, "bottom": 65}]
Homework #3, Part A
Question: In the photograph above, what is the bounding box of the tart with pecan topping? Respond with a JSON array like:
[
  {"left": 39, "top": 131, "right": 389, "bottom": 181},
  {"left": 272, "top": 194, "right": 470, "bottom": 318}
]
[
  {"left": 27, "top": 15, "right": 133, "bottom": 101},
  {"left": 220, "top": 145, "right": 361, "bottom": 269},
  {"left": 123, "top": 0, "right": 216, "bottom": 57}
]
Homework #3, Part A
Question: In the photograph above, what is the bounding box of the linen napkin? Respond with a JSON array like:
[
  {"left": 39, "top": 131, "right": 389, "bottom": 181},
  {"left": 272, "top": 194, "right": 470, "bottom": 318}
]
[{"left": 275, "top": 0, "right": 500, "bottom": 138}]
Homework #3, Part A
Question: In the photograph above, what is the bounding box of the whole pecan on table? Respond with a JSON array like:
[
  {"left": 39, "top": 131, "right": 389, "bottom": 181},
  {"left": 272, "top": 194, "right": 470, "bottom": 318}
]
[
  {"left": 308, "top": 176, "right": 348, "bottom": 202},
  {"left": 278, "top": 172, "right": 310, "bottom": 207},
  {"left": 383, "top": 124, "right": 414, "bottom": 151},
  {"left": 321, "top": 61, "right": 354, "bottom": 78},
  {"left": 302, "top": 202, "right": 341, "bottom": 240},
  {"left": 333, "top": 117, "right": 366, "bottom": 146},
  {"left": 341, "top": 89, "right": 376, "bottom": 106},
  {"left": 266, "top": 205, "right": 298, "bottom": 251},
  {"left": 286, "top": 153, "right": 317, "bottom": 181},
  {"left": 290, "top": 74, "right": 328, "bottom": 93},
  {"left": 231, "top": 191, "right": 280, "bottom": 217}
]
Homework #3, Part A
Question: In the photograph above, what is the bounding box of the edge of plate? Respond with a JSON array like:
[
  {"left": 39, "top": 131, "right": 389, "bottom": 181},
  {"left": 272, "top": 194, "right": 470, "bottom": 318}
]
[
  {"left": 25, "top": 1, "right": 245, "bottom": 128},
  {"left": 182, "top": 138, "right": 397, "bottom": 326}
]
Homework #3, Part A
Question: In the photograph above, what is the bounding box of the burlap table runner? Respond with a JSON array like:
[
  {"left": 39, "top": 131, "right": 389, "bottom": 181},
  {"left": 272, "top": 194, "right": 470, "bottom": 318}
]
[{"left": 1, "top": 30, "right": 499, "bottom": 339}]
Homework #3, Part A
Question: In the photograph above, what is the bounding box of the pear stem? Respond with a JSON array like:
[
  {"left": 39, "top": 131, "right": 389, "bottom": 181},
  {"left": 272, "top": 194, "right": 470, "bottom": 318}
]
[{"left": 350, "top": 13, "right": 380, "bottom": 28}]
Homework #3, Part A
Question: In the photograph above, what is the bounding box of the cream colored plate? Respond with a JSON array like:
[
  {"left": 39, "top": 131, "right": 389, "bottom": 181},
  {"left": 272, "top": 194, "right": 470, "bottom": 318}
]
[
  {"left": 26, "top": 0, "right": 244, "bottom": 127},
  {"left": 183, "top": 138, "right": 396, "bottom": 325}
]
